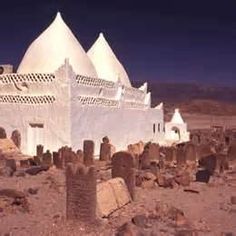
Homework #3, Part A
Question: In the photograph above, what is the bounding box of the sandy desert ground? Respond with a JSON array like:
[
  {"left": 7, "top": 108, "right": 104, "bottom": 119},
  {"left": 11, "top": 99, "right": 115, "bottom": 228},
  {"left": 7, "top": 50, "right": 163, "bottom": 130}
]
[{"left": 0, "top": 160, "right": 236, "bottom": 236}]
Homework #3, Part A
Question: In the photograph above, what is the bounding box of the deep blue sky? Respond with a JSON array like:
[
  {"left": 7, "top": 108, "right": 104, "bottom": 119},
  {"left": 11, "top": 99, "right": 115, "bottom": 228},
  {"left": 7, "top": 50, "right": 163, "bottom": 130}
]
[{"left": 1, "top": 0, "right": 236, "bottom": 85}]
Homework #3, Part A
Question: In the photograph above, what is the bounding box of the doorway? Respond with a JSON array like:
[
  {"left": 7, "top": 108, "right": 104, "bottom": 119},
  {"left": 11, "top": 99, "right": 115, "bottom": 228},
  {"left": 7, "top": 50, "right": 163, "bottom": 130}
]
[{"left": 27, "top": 123, "right": 44, "bottom": 155}]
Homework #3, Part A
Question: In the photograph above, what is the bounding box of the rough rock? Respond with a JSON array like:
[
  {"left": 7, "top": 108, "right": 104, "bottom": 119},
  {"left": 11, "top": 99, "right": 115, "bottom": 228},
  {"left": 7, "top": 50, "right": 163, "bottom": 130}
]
[
  {"left": 25, "top": 165, "right": 49, "bottom": 175},
  {"left": 196, "top": 170, "right": 211, "bottom": 183},
  {"left": 97, "top": 178, "right": 131, "bottom": 218},
  {"left": 14, "top": 170, "right": 26, "bottom": 177},
  {"left": 230, "top": 196, "right": 236, "bottom": 205},
  {"left": 0, "top": 166, "right": 14, "bottom": 177},
  {"left": 175, "top": 171, "right": 191, "bottom": 186},
  {"left": 116, "top": 222, "right": 144, "bottom": 236}
]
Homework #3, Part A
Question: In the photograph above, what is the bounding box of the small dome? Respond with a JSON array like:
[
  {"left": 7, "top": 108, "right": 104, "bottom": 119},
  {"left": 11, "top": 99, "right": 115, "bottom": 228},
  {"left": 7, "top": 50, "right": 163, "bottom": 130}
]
[
  {"left": 17, "top": 12, "right": 97, "bottom": 77},
  {"left": 87, "top": 33, "right": 131, "bottom": 87}
]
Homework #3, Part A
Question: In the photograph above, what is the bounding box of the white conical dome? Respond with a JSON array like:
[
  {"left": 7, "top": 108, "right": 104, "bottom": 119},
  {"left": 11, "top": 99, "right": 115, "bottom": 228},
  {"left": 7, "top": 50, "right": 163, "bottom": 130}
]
[
  {"left": 17, "top": 12, "right": 97, "bottom": 77},
  {"left": 171, "top": 108, "right": 185, "bottom": 124},
  {"left": 87, "top": 33, "right": 131, "bottom": 87}
]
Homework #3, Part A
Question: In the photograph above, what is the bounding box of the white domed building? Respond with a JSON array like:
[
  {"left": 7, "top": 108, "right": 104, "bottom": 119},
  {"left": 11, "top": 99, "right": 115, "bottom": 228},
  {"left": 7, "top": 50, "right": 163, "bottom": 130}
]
[
  {"left": 165, "top": 108, "right": 190, "bottom": 143},
  {"left": 0, "top": 12, "right": 189, "bottom": 155}
]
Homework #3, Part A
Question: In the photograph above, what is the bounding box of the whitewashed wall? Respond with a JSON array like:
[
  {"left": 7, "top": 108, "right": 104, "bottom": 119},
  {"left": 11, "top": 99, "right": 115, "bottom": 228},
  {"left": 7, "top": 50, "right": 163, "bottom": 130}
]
[
  {"left": 0, "top": 62, "right": 71, "bottom": 155},
  {"left": 0, "top": 61, "right": 165, "bottom": 156},
  {"left": 70, "top": 67, "right": 165, "bottom": 156}
]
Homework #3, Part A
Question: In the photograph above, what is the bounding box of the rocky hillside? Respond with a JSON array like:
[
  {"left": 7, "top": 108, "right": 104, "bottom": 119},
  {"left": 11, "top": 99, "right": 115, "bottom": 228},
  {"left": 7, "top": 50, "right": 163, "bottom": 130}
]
[{"left": 133, "top": 81, "right": 236, "bottom": 115}]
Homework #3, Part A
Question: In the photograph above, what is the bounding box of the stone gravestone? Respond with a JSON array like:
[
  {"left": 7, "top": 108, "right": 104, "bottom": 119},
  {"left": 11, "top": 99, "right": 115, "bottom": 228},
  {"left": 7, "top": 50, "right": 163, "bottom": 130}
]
[
  {"left": 58, "top": 146, "right": 78, "bottom": 168},
  {"left": 198, "top": 154, "right": 217, "bottom": 175},
  {"left": 36, "top": 145, "right": 44, "bottom": 158},
  {"left": 66, "top": 163, "right": 97, "bottom": 222},
  {"left": 11, "top": 130, "right": 21, "bottom": 149},
  {"left": 76, "top": 149, "right": 84, "bottom": 163},
  {"left": 20, "top": 159, "right": 30, "bottom": 168},
  {"left": 228, "top": 142, "right": 236, "bottom": 161},
  {"left": 53, "top": 151, "right": 62, "bottom": 169},
  {"left": 112, "top": 151, "right": 136, "bottom": 200},
  {"left": 148, "top": 143, "right": 160, "bottom": 161},
  {"left": 196, "top": 144, "right": 213, "bottom": 160},
  {"left": 83, "top": 140, "right": 94, "bottom": 166},
  {"left": 5, "top": 159, "right": 16, "bottom": 171},
  {"left": 99, "top": 137, "right": 112, "bottom": 161},
  {"left": 139, "top": 144, "right": 151, "bottom": 169},
  {"left": 150, "top": 161, "right": 160, "bottom": 176},
  {"left": 42, "top": 150, "right": 52, "bottom": 166},
  {"left": 176, "top": 144, "right": 186, "bottom": 167},
  {"left": 33, "top": 156, "right": 41, "bottom": 165},
  {"left": 191, "top": 133, "right": 200, "bottom": 145},
  {"left": 162, "top": 146, "right": 176, "bottom": 162},
  {"left": 64, "top": 148, "right": 78, "bottom": 166},
  {"left": 184, "top": 143, "right": 197, "bottom": 162},
  {"left": 0, "top": 127, "right": 6, "bottom": 139}
]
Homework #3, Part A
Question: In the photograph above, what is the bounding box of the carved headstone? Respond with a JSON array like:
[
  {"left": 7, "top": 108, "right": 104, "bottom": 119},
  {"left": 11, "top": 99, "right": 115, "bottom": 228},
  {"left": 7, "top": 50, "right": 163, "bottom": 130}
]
[
  {"left": 36, "top": 145, "right": 44, "bottom": 158},
  {"left": 112, "top": 151, "right": 136, "bottom": 200},
  {"left": 197, "top": 144, "right": 213, "bottom": 160},
  {"left": 20, "top": 159, "right": 30, "bottom": 168},
  {"left": 0, "top": 127, "right": 6, "bottom": 139},
  {"left": 176, "top": 144, "right": 186, "bottom": 166},
  {"left": 198, "top": 154, "right": 217, "bottom": 175},
  {"left": 76, "top": 149, "right": 84, "bottom": 163},
  {"left": 99, "top": 142, "right": 112, "bottom": 161},
  {"left": 148, "top": 143, "right": 160, "bottom": 160},
  {"left": 33, "top": 156, "right": 41, "bottom": 165},
  {"left": 191, "top": 134, "right": 200, "bottom": 145},
  {"left": 42, "top": 150, "right": 52, "bottom": 166},
  {"left": 66, "top": 163, "right": 97, "bottom": 222},
  {"left": 228, "top": 142, "right": 236, "bottom": 161},
  {"left": 5, "top": 159, "right": 16, "bottom": 171},
  {"left": 83, "top": 140, "right": 94, "bottom": 166},
  {"left": 58, "top": 146, "right": 78, "bottom": 168},
  {"left": 150, "top": 161, "right": 160, "bottom": 176},
  {"left": 140, "top": 144, "right": 151, "bottom": 169},
  {"left": 11, "top": 130, "right": 21, "bottom": 149},
  {"left": 163, "top": 147, "right": 176, "bottom": 162},
  {"left": 184, "top": 143, "right": 197, "bottom": 162},
  {"left": 53, "top": 151, "right": 62, "bottom": 169}
]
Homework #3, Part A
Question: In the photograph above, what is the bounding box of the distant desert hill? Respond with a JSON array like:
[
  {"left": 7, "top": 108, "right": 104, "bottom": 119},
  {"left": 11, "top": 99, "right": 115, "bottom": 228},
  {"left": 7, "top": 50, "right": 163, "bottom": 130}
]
[{"left": 133, "top": 81, "right": 236, "bottom": 116}]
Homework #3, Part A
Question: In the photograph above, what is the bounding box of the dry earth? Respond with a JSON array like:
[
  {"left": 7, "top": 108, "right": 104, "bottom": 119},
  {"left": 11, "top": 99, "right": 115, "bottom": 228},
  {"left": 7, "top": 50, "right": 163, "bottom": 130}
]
[{"left": 0, "top": 162, "right": 236, "bottom": 236}]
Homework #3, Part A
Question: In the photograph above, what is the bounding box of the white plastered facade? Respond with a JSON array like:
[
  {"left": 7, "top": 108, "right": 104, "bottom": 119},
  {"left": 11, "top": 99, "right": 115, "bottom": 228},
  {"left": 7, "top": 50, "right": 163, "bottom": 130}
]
[
  {"left": 165, "top": 109, "right": 190, "bottom": 144},
  {"left": 0, "top": 13, "right": 168, "bottom": 156}
]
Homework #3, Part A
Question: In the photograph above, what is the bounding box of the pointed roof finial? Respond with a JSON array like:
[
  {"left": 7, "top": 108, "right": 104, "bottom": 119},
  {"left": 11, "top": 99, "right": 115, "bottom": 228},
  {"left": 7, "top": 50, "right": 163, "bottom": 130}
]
[{"left": 171, "top": 108, "right": 184, "bottom": 124}]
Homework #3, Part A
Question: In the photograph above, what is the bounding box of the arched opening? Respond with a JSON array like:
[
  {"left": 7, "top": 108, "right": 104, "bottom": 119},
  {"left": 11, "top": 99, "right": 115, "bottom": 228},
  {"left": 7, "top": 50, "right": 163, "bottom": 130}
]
[{"left": 171, "top": 126, "right": 180, "bottom": 141}]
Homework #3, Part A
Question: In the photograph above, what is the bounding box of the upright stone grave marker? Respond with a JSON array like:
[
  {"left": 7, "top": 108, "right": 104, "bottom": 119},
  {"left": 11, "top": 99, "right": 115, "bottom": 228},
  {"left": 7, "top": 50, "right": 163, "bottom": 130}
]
[
  {"left": 112, "top": 151, "right": 136, "bottom": 200},
  {"left": 11, "top": 130, "right": 21, "bottom": 148},
  {"left": 42, "top": 150, "right": 52, "bottom": 166},
  {"left": 83, "top": 140, "right": 94, "bottom": 166},
  {"left": 66, "top": 163, "right": 97, "bottom": 222},
  {"left": 184, "top": 143, "right": 197, "bottom": 162}
]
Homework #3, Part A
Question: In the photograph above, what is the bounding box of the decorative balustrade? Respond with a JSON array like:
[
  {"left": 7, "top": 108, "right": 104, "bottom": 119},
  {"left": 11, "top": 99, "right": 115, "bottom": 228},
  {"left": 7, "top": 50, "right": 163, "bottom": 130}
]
[
  {"left": 0, "top": 73, "right": 55, "bottom": 84},
  {"left": 78, "top": 96, "right": 119, "bottom": 107},
  {"left": 0, "top": 95, "right": 56, "bottom": 104},
  {"left": 76, "top": 75, "right": 115, "bottom": 88}
]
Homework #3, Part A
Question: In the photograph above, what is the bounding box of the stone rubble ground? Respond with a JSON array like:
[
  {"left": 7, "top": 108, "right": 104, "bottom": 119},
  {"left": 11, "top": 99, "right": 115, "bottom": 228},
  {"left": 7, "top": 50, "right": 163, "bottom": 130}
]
[{"left": 0, "top": 130, "right": 236, "bottom": 236}]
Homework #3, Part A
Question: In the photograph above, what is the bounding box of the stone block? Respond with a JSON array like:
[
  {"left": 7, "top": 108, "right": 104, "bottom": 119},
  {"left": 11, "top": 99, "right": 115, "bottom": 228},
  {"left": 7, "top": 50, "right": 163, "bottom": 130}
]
[
  {"left": 83, "top": 140, "right": 94, "bottom": 166},
  {"left": 66, "top": 163, "right": 97, "bottom": 222},
  {"left": 97, "top": 177, "right": 131, "bottom": 218},
  {"left": 112, "top": 151, "right": 136, "bottom": 200}
]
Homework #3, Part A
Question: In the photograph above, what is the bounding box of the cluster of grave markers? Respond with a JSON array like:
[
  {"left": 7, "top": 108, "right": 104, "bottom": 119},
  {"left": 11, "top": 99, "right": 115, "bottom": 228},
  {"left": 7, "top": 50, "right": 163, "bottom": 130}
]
[
  {"left": 64, "top": 137, "right": 236, "bottom": 224},
  {"left": 1, "top": 125, "right": 236, "bottom": 224},
  {"left": 65, "top": 138, "right": 136, "bottom": 222}
]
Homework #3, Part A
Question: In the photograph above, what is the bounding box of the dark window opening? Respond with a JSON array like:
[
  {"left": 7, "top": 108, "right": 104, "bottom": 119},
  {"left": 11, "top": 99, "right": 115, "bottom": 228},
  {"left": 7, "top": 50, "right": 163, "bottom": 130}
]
[{"left": 153, "top": 124, "right": 156, "bottom": 134}]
